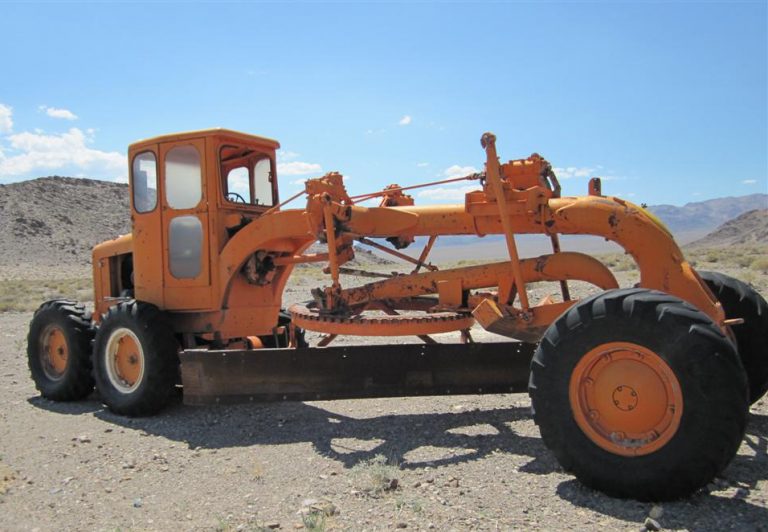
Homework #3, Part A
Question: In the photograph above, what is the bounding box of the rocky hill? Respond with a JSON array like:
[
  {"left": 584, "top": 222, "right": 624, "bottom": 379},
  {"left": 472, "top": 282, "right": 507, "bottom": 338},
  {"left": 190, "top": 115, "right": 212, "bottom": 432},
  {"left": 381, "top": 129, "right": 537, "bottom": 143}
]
[
  {"left": 0, "top": 176, "right": 130, "bottom": 272},
  {"left": 687, "top": 209, "right": 768, "bottom": 248}
]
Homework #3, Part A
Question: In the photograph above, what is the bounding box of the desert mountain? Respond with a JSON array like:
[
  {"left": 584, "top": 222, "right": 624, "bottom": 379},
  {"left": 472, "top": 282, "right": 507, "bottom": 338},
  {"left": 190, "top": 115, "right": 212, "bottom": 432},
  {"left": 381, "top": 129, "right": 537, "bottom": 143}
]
[
  {"left": 648, "top": 194, "right": 768, "bottom": 235},
  {"left": 0, "top": 176, "right": 764, "bottom": 272},
  {"left": 687, "top": 209, "right": 768, "bottom": 248},
  {"left": 0, "top": 177, "right": 129, "bottom": 271}
]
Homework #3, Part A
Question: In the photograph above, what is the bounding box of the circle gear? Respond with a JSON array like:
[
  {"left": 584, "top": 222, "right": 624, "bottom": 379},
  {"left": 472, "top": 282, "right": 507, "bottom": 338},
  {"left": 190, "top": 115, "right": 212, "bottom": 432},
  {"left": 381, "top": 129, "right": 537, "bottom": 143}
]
[{"left": 289, "top": 303, "right": 474, "bottom": 336}]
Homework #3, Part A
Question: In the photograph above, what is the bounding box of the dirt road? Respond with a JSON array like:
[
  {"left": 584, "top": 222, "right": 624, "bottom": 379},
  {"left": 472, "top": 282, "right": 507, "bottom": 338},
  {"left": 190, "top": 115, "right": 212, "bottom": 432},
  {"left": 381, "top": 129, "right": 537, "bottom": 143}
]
[{"left": 1, "top": 309, "right": 767, "bottom": 531}]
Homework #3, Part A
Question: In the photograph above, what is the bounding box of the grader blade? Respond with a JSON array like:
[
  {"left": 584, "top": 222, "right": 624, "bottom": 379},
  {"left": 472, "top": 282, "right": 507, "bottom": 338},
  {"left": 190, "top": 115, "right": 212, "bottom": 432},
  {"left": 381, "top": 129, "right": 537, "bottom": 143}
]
[{"left": 180, "top": 342, "right": 535, "bottom": 405}]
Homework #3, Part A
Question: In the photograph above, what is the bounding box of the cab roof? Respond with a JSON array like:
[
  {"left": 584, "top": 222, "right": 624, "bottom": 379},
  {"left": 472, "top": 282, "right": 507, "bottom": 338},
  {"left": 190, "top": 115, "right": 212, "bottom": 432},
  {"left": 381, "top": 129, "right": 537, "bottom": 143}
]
[{"left": 128, "top": 128, "right": 281, "bottom": 152}]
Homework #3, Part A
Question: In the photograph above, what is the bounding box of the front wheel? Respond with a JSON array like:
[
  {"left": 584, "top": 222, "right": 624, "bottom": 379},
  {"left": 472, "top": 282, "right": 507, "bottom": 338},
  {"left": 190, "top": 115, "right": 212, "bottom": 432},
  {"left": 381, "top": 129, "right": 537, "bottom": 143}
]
[
  {"left": 93, "top": 301, "right": 179, "bottom": 416},
  {"left": 529, "top": 288, "right": 748, "bottom": 500}
]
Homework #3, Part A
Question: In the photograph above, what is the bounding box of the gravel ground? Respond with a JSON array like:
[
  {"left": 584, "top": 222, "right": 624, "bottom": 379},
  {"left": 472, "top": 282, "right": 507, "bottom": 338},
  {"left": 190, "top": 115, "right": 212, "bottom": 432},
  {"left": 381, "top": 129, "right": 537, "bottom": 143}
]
[
  {"left": 1, "top": 261, "right": 767, "bottom": 531},
  {"left": 1, "top": 305, "right": 767, "bottom": 531}
]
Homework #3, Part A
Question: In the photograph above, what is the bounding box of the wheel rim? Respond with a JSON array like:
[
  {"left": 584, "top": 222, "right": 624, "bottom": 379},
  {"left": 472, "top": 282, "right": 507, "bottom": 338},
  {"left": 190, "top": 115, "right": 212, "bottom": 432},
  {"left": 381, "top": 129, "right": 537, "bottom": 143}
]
[
  {"left": 105, "top": 328, "right": 144, "bottom": 393},
  {"left": 569, "top": 342, "right": 683, "bottom": 456},
  {"left": 40, "top": 325, "right": 68, "bottom": 380}
]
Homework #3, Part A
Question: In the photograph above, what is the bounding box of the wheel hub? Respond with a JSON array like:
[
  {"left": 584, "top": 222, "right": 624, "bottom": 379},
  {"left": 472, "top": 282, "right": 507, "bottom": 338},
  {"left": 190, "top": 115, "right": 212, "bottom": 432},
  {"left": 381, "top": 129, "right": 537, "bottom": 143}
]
[
  {"left": 569, "top": 342, "right": 683, "bottom": 456},
  {"left": 105, "top": 328, "right": 144, "bottom": 393},
  {"left": 41, "top": 325, "right": 68, "bottom": 379},
  {"left": 612, "top": 385, "right": 638, "bottom": 411}
]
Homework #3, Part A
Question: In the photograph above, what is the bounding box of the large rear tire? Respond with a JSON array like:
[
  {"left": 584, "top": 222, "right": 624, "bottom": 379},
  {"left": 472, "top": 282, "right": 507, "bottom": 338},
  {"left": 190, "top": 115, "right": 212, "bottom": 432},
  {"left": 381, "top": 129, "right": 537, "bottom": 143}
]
[
  {"left": 529, "top": 288, "right": 748, "bottom": 500},
  {"left": 93, "top": 301, "right": 179, "bottom": 416},
  {"left": 27, "top": 299, "right": 94, "bottom": 401},
  {"left": 700, "top": 271, "right": 768, "bottom": 404}
]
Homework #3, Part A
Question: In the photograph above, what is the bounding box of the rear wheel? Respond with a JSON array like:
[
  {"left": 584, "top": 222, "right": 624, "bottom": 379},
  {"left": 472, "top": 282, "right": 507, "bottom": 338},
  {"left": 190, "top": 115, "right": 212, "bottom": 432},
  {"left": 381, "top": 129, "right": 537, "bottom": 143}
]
[
  {"left": 93, "top": 301, "right": 179, "bottom": 416},
  {"left": 700, "top": 271, "right": 768, "bottom": 404},
  {"left": 529, "top": 288, "right": 748, "bottom": 500},
  {"left": 27, "top": 300, "right": 94, "bottom": 400}
]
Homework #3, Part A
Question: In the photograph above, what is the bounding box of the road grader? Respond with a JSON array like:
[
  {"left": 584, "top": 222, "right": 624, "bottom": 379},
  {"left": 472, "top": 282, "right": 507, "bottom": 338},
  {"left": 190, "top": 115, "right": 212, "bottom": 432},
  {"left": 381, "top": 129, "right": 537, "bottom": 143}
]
[{"left": 27, "top": 128, "right": 767, "bottom": 501}]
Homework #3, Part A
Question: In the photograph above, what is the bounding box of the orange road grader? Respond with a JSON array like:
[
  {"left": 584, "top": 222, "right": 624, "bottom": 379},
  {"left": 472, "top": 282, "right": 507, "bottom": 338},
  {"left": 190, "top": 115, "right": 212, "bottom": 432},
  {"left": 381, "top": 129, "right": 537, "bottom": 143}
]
[{"left": 27, "top": 128, "right": 767, "bottom": 501}]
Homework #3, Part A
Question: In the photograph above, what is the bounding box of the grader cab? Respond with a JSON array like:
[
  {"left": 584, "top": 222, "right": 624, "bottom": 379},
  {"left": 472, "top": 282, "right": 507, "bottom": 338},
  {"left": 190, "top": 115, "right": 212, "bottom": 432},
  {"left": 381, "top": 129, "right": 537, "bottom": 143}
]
[{"left": 28, "top": 128, "right": 767, "bottom": 501}]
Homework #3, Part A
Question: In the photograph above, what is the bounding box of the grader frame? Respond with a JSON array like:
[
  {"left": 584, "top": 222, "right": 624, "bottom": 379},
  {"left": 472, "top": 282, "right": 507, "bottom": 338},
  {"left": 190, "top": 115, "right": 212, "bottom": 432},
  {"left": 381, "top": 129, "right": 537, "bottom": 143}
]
[
  {"left": 29, "top": 128, "right": 767, "bottom": 501},
  {"left": 93, "top": 129, "right": 722, "bottom": 341},
  {"left": 85, "top": 128, "right": 727, "bottom": 406}
]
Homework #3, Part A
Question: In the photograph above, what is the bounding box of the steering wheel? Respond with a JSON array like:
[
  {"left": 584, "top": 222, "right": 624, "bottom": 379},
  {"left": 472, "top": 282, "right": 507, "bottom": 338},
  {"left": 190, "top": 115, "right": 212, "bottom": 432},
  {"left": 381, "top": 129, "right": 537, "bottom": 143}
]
[{"left": 227, "top": 192, "right": 247, "bottom": 204}]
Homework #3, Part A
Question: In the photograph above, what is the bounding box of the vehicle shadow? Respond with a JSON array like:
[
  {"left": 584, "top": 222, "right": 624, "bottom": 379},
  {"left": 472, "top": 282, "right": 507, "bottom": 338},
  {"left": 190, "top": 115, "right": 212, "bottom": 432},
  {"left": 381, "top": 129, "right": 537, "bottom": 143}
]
[
  {"left": 27, "top": 394, "right": 103, "bottom": 415},
  {"left": 30, "top": 392, "right": 557, "bottom": 472},
  {"left": 555, "top": 410, "right": 768, "bottom": 530},
  {"left": 28, "top": 395, "right": 767, "bottom": 516}
]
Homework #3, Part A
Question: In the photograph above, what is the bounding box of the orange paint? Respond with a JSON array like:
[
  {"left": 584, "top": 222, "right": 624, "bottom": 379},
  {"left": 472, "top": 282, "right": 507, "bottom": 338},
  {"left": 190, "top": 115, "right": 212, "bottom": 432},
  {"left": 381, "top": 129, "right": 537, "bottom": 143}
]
[
  {"left": 568, "top": 342, "right": 683, "bottom": 456},
  {"left": 41, "top": 325, "right": 68, "bottom": 378},
  {"left": 88, "top": 128, "right": 724, "bottom": 343}
]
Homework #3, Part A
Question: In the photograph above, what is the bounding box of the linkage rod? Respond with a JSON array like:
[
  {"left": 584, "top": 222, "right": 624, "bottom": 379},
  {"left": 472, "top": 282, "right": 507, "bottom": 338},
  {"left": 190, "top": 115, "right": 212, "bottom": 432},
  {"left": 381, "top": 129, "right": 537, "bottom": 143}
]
[
  {"left": 412, "top": 235, "right": 438, "bottom": 274},
  {"left": 263, "top": 189, "right": 305, "bottom": 216},
  {"left": 481, "top": 132, "right": 530, "bottom": 311},
  {"left": 350, "top": 175, "right": 481, "bottom": 203},
  {"left": 356, "top": 237, "right": 439, "bottom": 271}
]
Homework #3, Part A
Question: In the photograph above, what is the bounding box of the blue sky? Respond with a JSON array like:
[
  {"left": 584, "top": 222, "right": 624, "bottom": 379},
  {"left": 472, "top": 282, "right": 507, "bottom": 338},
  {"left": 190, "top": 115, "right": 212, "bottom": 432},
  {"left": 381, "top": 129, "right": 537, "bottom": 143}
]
[{"left": 0, "top": 1, "right": 765, "bottom": 206}]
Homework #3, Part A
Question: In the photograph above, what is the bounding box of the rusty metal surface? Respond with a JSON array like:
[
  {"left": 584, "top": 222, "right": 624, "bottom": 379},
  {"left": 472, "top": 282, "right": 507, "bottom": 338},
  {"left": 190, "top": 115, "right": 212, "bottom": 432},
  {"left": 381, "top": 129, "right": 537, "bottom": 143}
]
[
  {"left": 180, "top": 341, "right": 535, "bottom": 405},
  {"left": 337, "top": 252, "right": 618, "bottom": 311},
  {"left": 289, "top": 303, "right": 475, "bottom": 336},
  {"left": 473, "top": 298, "right": 576, "bottom": 343}
]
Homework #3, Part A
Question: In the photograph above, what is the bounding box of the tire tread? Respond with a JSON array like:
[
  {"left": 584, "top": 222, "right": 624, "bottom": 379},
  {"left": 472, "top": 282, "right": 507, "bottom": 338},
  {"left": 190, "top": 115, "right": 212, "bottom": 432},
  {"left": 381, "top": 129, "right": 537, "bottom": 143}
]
[
  {"left": 27, "top": 299, "right": 94, "bottom": 401},
  {"left": 529, "top": 288, "right": 748, "bottom": 501}
]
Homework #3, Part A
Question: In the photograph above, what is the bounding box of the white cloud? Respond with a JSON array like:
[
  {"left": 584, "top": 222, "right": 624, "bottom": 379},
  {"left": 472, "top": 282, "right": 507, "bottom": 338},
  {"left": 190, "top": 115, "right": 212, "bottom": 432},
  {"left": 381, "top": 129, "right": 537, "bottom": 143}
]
[
  {"left": 741, "top": 179, "right": 758, "bottom": 185},
  {"left": 443, "top": 165, "right": 479, "bottom": 178},
  {"left": 39, "top": 105, "right": 78, "bottom": 120},
  {"left": 398, "top": 115, "right": 412, "bottom": 126},
  {"left": 0, "top": 104, "right": 12, "bottom": 134},
  {"left": 278, "top": 150, "right": 300, "bottom": 161},
  {"left": 277, "top": 150, "right": 323, "bottom": 177},
  {"left": 417, "top": 162, "right": 429, "bottom": 168},
  {"left": 277, "top": 161, "right": 322, "bottom": 176},
  {"left": 553, "top": 166, "right": 595, "bottom": 179},
  {"left": 0, "top": 127, "right": 125, "bottom": 179},
  {"left": 417, "top": 185, "right": 480, "bottom": 201}
]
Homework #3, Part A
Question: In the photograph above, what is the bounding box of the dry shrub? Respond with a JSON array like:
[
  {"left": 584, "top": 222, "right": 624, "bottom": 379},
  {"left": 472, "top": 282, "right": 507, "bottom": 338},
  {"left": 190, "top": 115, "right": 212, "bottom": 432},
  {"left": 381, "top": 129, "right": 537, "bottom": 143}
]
[{"left": 751, "top": 258, "right": 768, "bottom": 274}]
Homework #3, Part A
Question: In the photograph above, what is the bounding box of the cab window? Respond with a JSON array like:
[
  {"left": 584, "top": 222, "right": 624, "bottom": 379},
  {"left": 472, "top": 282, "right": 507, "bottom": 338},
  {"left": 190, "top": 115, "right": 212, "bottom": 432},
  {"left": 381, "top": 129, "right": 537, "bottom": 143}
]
[
  {"left": 220, "top": 145, "right": 275, "bottom": 206},
  {"left": 166, "top": 145, "right": 202, "bottom": 209},
  {"left": 226, "top": 167, "right": 251, "bottom": 203},
  {"left": 169, "top": 215, "right": 203, "bottom": 279},
  {"left": 132, "top": 152, "right": 158, "bottom": 213},
  {"left": 254, "top": 158, "right": 273, "bottom": 206}
]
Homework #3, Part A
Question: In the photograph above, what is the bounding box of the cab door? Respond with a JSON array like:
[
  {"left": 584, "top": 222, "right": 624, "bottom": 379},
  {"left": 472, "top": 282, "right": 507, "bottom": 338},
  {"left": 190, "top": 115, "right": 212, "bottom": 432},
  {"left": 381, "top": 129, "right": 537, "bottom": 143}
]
[
  {"left": 159, "top": 138, "right": 212, "bottom": 310},
  {"left": 130, "top": 145, "right": 164, "bottom": 307}
]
